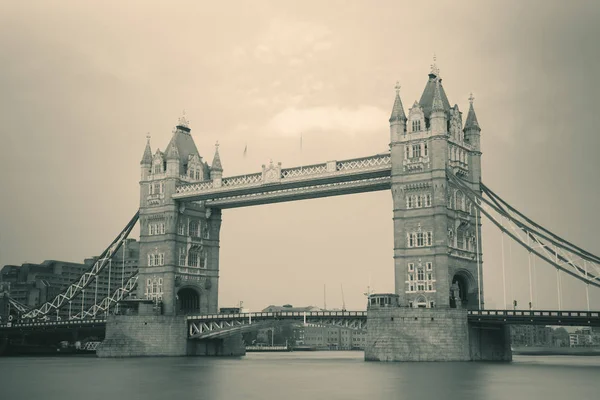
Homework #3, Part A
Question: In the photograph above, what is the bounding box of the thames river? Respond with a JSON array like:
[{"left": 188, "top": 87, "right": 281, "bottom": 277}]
[{"left": 1, "top": 352, "right": 599, "bottom": 399}]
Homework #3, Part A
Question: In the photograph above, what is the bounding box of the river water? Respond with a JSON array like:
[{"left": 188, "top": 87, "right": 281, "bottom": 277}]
[{"left": 1, "top": 352, "right": 599, "bottom": 400}]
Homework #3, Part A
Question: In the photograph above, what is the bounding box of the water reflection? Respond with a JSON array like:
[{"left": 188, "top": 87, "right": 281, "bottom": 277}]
[{"left": 0, "top": 353, "right": 599, "bottom": 400}]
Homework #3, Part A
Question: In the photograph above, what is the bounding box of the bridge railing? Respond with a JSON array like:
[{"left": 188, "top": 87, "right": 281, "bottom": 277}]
[
  {"left": 175, "top": 153, "right": 391, "bottom": 196},
  {"left": 186, "top": 310, "right": 368, "bottom": 321},
  {"left": 468, "top": 310, "right": 599, "bottom": 318}
]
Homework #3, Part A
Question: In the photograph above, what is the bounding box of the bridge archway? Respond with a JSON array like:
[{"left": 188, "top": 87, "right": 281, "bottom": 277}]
[
  {"left": 176, "top": 287, "right": 200, "bottom": 315},
  {"left": 451, "top": 269, "right": 476, "bottom": 308}
]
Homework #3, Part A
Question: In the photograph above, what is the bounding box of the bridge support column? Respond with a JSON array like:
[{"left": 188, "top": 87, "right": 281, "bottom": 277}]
[
  {"left": 468, "top": 323, "right": 512, "bottom": 361},
  {"left": 365, "top": 308, "right": 470, "bottom": 361},
  {"left": 187, "top": 334, "right": 246, "bottom": 357},
  {"left": 97, "top": 315, "right": 188, "bottom": 357}
]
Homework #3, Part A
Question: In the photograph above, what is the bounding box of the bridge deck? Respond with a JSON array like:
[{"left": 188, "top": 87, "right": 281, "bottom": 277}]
[{"left": 1, "top": 310, "right": 598, "bottom": 334}]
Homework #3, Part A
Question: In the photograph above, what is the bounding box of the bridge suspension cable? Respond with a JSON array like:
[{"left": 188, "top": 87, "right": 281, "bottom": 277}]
[
  {"left": 447, "top": 171, "right": 600, "bottom": 289},
  {"left": 21, "top": 211, "right": 140, "bottom": 320}
]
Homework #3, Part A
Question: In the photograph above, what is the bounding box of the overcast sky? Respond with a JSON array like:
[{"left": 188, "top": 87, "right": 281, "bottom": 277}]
[{"left": 1, "top": 0, "right": 599, "bottom": 311}]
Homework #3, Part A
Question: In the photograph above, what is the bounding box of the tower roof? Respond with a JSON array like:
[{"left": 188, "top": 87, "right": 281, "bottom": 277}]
[
  {"left": 418, "top": 58, "right": 451, "bottom": 118},
  {"left": 140, "top": 134, "right": 152, "bottom": 165},
  {"left": 464, "top": 93, "right": 481, "bottom": 131},
  {"left": 389, "top": 82, "right": 407, "bottom": 122},
  {"left": 431, "top": 78, "right": 445, "bottom": 113},
  {"left": 211, "top": 142, "right": 223, "bottom": 171},
  {"left": 164, "top": 113, "right": 202, "bottom": 170}
]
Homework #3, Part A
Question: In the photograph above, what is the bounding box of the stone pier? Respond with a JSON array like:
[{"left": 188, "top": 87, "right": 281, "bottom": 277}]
[
  {"left": 365, "top": 306, "right": 512, "bottom": 362},
  {"left": 97, "top": 315, "right": 245, "bottom": 358}
]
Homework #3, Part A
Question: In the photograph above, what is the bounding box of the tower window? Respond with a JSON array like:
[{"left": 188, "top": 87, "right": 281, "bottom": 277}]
[
  {"left": 423, "top": 142, "right": 429, "bottom": 157},
  {"left": 405, "top": 146, "right": 410, "bottom": 160},
  {"left": 425, "top": 194, "right": 432, "bottom": 207},
  {"left": 408, "top": 263, "right": 414, "bottom": 272},
  {"left": 189, "top": 221, "right": 199, "bottom": 237},
  {"left": 412, "top": 120, "right": 421, "bottom": 132},
  {"left": 412, "top": 144, "right": 421, "bottom": 158},
  {"left": 426, "top": 232, "right": 433, "bottom": 246},
  {"left": 417, "top": 269, "right": 424, "bottom": 281},
  {"left": 407, "top": 196, "right": 414, "bottom": 209},
  {"left": 417, "top": 232, "right": 424, "bottom": 247},
  {"left": 417, "top": 195, "right": 423, "bottom": 208},
  {"left": 426, "top": 262, "right": 433, "bottom": 271}
]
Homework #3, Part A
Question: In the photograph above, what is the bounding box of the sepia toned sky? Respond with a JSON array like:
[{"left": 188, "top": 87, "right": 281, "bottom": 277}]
[{"left": 1, "top": 0, "right": 599, "bottom": 311}]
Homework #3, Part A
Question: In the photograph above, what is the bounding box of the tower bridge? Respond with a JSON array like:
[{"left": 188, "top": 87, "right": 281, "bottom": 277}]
[{"left": 1, "top": 62, "right": 599, "bottom": 361}]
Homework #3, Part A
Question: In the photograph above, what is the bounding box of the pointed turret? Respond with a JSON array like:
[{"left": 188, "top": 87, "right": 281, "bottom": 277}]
[
  {"left": 430, "top": 78, "right": 447, "bottom": 134},
  {"left": 211, "top": 142, "right": 223, "bottom": 172},
  {"left": 140, "top": 134, "right": 152, "bottom": 165},
  {"left": 210, "top": 142, "right": 223, "bottom": 186},
  {"left": 389, "top": 82, "right": 407, "bottom": 123},
  {"left": 140, "top": 134, "right": 152, "bottom": 181},
  {"left": 464, "top": 93, "right": 481, "bottom": 132},
  {"left": 432, "top": 79, "right": 445, "bottom": 113},
  {"left": 165, "top": 140, "right": 180, "bottom": 176},
  {"left": 389, "top": 82, "right": 407, "bottom": 143}
]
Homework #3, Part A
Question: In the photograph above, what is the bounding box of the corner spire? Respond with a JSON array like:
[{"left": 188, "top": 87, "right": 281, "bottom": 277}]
[
  {"left": 429, "top": 54, "right": 440, "bottom": 78},
  {"left": 211, "top": 141, "right": 223, "bottom": 171},
  {"left": 389, "top": 81, "right": 407, "bottom": 123},
  {"left": 431, "top": 78, "right": 444, "bottom": 113},
  {"left": 140, "top": 133, "right": 152, "bottom": 165},
  {"left": 176, "top": 110, "right": 191, "bottom": 132},
  {"left": 464, "top": 93, "right": 481, "bottom": 131}
]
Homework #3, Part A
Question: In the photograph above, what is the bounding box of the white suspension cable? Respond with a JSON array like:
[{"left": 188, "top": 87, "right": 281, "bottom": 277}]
[
  {"left": 501, "top": 216, "right": 507, "bottom": 308},
  {"left": 585, "top": 260, "right": 590, "bottom": 312},
  {"left": 475, "top": 202, "right": 482, "bottom": 310},
  {"left": 509, "top": 239, "right": 514, "bottom": 308},
  {"left": 555, "top": 245, "right": 562, "bottom": 311},
  {"left": 527, "top": 233, "right": 533, "bottom": 310}
]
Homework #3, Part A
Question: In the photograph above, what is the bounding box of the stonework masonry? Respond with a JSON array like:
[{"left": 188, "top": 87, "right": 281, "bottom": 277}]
[
  {"left": 365, "top": 308, "right": 470, "bottom": 361},
  {"left": 97, "top": 315, "right": 246, "bottom": 357},
  {"left": 98, "top": 315, "right": 188, "bottom": 357},
  {"left": 365, "top": 308, "right": 512, "bottom": 361}
]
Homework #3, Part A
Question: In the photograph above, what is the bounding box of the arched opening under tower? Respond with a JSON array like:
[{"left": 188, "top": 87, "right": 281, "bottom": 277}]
[
  {"left": 450, "top": 273, "right": 469, "bottom": 308},
  {"left": 177, "top": 288, "right": 200, "bottom": 315}
]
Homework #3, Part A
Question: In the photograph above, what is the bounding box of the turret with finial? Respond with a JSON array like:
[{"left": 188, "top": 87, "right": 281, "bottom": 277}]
[{"left": 389, "top": 81, "right": 407, "bottom": 143}]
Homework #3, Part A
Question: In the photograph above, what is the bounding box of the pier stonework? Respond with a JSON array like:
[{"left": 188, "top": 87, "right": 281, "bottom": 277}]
[{"left": 365, "top": 308, "right": 470, "bottom": 361}]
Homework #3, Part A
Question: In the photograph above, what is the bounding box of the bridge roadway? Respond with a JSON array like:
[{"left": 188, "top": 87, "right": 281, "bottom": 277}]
[{"left": 1, "top": 310, "right": 598, "bottom": 338}]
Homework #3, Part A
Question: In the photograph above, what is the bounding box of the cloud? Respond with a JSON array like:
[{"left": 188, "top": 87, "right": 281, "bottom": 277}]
[
  {"left": 252, "top": 18, "right": 332, "bottom": 64},
  {"left": 265, "top": 105, "right": 388, "bottom": 137}
]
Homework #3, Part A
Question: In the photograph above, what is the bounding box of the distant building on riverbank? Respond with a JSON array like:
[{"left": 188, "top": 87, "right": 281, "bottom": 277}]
[{"left": 0, "top": 239, "right": 139, "bottom": 317}]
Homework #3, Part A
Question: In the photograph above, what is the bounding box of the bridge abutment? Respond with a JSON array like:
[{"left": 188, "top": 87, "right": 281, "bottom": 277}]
[
  {"left": 365, "top": 308, "right": 470, "bottom": 361},
  {"left": 468, "top": 323, "right": 512, "bottom": 361},
  {"left": 365, "top": 307, "right": 512, "bottom": 361},
  {"left": 188, "top": 334, "right": 246, "bottom": 357},
  {"left": 97, "top": 315, "right": 188, "bottom": 357},
  {"left": 97, "top": 316, "right": 246, "bottom": 358}
]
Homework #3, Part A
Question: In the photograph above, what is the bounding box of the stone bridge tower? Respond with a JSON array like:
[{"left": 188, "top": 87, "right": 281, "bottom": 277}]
[
  {"left": 138, "top": 115, "right": 222, "bottom": 315},
  {"left": 389, "top": 62, "right": 483, "bottom": 310}
]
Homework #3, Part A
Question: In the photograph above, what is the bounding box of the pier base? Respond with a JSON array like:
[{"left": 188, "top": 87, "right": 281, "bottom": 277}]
[
  {"left": 468, "top": 323, "right": 512, "bottom": 361},
  {"left": 97, "top": 315, "right": 246, "bottom": 358},
  {"left": 365, "top": 308, "right": 512, "bottom": 361},
  {"left": 365, "top": 308, "right": 471, "bottom": 361}
]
